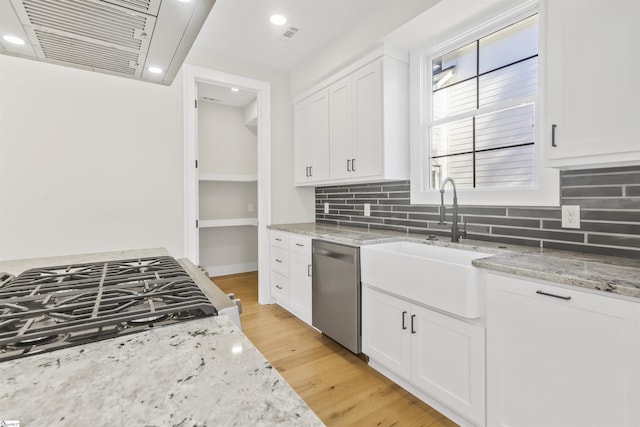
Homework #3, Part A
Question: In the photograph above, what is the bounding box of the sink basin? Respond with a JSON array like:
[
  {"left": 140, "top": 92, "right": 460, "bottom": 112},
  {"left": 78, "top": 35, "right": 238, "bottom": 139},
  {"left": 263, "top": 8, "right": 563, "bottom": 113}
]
[{"left": 360, "top": 241, "right": 492, "bottom": 318}]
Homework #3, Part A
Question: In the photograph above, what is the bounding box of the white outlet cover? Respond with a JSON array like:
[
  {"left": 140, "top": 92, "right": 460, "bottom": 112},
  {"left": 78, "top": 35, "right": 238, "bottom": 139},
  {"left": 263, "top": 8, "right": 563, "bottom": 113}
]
[
  {"left": 561, "top": 205, "right": 581, "bottom": 229},
  {"left": 324, "top": 203, "right": 329, "bottom": 214},
  {"left": 364, "top": 203, "right": 371, "bottom": 217}
]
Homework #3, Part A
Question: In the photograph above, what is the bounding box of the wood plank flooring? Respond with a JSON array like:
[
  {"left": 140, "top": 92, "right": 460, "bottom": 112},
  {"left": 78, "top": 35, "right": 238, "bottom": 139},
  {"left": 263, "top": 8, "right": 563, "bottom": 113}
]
[{"left": 212, "top": 272, "right": 458, "bottom": 427}]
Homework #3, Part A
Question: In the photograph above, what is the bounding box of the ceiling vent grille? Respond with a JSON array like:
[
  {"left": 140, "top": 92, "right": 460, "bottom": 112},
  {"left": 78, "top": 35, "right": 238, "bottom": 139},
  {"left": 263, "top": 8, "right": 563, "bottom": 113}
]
[
  {"left": 101, "top": 0, "right": 158, "bottom": 14},
  {"left": 281, "top": 26, "right": 299, "bottom": 40},
  {"left": 5, "top": 0, "right": 215, "bottom": 85},
  {"left": 35, "top": 30, "right": 140, "bottom": 75}
]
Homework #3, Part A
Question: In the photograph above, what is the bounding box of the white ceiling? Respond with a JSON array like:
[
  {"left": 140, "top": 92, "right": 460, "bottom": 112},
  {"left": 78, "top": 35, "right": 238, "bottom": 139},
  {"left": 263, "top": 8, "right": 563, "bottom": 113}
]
[
  {"left": 197, "top": 82, "right": 256, "bottom": 108},
  {"left": 191, "top": 0, "right": 396, "bottom": 72}
]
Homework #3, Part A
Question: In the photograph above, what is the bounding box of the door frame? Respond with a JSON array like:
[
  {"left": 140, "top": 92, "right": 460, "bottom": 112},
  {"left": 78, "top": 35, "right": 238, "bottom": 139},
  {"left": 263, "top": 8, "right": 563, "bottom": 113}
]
[{"left": 182, "top": 64, "right": 272, "bottom": 304}]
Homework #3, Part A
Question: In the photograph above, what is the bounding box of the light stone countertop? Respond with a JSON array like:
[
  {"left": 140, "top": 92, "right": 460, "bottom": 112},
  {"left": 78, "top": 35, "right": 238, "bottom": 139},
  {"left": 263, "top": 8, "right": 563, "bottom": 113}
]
[
  {"left": 0, "top": 247, "right": 171, "bottom": 276},
  {"left": 0, "top": 315, "right": 324, "bottom": 427},
  {"left": 269, "top": 222, "right": 640, "bottom": 300}
]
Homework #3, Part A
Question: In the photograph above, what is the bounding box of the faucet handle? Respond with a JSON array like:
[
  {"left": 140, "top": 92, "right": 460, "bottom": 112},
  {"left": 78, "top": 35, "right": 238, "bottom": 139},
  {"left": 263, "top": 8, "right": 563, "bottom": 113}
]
[{"left": 460, "top": 221, "right": 468, "bottom": 239}]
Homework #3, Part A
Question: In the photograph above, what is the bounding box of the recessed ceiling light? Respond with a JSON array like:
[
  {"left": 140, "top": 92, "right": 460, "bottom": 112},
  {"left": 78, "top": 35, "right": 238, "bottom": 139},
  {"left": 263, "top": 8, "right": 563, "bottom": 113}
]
[
  {"left": 270, "top": 14, "right": 287, "bottom": 26},
  {"left": 230, "top": 87, "right": 240, "bottom": 92},
  {"left": 176, "top": 0, "right": 192, "bottom": 3},
  {"left": 2, "top": 35, "right": 25, "bottom": 45},
  {"left": 148, "top": 66, "right": 163, "bottom": 74}
]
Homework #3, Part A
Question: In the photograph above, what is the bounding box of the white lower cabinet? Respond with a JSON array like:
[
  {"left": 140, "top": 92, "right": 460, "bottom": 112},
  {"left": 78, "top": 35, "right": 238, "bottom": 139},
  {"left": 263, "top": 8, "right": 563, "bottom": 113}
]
[
  {"left": 362, "top": 285, "right": 485, "bottom": 426},
  {"left": 269, "top": 230, "right": 313, "bottom": 325},
  {"left": 486, "top": 272, "right": 640, "bottom": 427}
]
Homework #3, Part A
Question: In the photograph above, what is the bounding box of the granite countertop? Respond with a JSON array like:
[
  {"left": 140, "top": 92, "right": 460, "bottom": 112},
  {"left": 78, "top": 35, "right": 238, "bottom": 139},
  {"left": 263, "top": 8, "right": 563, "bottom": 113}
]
[
  {"left": 0, "top": 248, "right": 171, "bottom": 276},
  {"left": 269, "top": 222, "right": 640, "bottom": 300},
  {"left": 0, "top": 315, "right": 324, "bottom": 427}
]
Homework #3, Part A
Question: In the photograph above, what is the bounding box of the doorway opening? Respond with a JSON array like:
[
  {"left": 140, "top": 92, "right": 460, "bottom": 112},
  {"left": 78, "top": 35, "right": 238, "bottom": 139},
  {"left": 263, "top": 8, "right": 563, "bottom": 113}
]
[{"left": 183, "top": 65, "right": 272, "bottom": 304}]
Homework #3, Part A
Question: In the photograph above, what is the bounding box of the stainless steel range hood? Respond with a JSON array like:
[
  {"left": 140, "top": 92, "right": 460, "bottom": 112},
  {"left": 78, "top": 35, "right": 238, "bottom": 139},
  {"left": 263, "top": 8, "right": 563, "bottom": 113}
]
[{"left": 0, "top": 0, "right": 215, "bottom": 85}]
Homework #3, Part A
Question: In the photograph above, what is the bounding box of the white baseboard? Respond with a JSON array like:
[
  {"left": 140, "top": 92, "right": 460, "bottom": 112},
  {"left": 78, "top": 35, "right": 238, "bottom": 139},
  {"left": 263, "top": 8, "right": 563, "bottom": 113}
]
[{"left": 204, "top": 262, "right": 258, "bottom": 278}]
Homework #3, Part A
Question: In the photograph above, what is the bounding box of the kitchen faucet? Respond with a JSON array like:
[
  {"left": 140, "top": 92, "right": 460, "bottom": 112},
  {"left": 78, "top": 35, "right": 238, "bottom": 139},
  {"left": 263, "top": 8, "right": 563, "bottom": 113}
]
[{"left": 439, "top": 177, "right": 466, "bottom": 242}]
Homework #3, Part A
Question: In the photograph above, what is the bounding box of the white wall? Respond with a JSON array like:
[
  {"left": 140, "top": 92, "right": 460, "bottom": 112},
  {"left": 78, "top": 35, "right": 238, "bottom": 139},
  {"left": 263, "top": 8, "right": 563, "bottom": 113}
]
[
  {"left": 0, "top": 40, "right": 319, "bottom": 261},
  {"left": 0, "top": 55, "right": 184, "bottom": 260},
  {"left": 289, "top": 0, "right": 439, "bottom": 96},
  {"left": 198, "top": 102, "right": 257, "bottom": 175}
]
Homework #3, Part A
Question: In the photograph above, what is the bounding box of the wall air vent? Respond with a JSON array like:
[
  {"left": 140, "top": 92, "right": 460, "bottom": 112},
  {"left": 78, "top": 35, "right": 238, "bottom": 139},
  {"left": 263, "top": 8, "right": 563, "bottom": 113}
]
[{"left": 2, "top": 0, "right": 216, "bottom": 85}]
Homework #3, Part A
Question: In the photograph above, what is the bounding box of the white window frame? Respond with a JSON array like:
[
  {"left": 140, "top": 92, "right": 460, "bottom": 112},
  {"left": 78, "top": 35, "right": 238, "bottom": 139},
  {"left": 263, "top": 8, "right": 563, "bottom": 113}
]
[{"left": 409, "top": 0, "right": 559, "bottom": 206}]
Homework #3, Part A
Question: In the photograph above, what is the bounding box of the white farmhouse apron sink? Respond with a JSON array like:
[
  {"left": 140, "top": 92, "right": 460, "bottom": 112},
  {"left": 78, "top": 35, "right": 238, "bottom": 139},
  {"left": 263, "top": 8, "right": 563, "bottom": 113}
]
[{"left": 360, "top": 241, "right": 491, "bottom": 319}]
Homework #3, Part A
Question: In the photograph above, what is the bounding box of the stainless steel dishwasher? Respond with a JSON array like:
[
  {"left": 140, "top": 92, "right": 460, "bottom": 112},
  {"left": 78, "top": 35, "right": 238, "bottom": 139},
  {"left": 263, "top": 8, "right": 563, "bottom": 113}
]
[{"left": 312, "top": 239, "right": 361, "bottom": 353}]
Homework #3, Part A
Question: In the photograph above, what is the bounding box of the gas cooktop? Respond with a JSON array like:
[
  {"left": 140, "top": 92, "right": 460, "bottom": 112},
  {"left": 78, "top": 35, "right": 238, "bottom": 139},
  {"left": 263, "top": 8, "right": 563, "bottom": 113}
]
[{"left": 0, "top": 256, "right": 217, "bottom": 362}]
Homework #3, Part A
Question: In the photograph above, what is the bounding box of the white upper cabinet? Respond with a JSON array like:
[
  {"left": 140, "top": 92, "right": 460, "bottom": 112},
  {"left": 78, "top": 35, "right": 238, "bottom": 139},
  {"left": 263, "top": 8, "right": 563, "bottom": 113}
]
[
  {"left": 544, "top": 0, "right": 640, "bottom": 169},
  {"left": 330, "top": 61, "right": 384, "bottom": 181},
  {"left": 294, "top": 46, "right": 409, "bottom": 186},
  {"left": 294, "top": 89, "right": 330, "bottom": 184}
]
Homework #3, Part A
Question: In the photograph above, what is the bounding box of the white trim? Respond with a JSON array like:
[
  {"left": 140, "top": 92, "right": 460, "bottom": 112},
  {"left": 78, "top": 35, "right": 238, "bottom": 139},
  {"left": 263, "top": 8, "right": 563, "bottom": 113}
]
[
  {"left": 199, "top": 218, "right": 258, "bottom": 228},
  {"left": 204, "top": 262, "right": 259, "bottom": 278},
  {"left": 409, "top": 0, "right": 560, "bottom": 207},
  {"left": 198, "top": 173, "right": 258, "bottom": 182},
  {"left": 183, "top": 65, "right": 272, "bottom": 306}
]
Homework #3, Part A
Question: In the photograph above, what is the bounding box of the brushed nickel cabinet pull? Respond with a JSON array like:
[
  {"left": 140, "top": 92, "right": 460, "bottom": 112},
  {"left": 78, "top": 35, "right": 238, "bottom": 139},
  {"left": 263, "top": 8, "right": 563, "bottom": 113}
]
[
  {"left": 551, "top": 124, "right": 557, "bottom": 147},
  {"left": 402, "top": 311, "right": 407, "bottom": 330}
]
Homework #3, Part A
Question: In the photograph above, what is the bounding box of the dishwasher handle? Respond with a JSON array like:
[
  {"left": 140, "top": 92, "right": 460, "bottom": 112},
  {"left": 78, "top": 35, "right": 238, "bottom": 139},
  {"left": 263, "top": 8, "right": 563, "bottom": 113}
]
[{"left": 313, "top": 247, "right": 355, "bottom": 264}]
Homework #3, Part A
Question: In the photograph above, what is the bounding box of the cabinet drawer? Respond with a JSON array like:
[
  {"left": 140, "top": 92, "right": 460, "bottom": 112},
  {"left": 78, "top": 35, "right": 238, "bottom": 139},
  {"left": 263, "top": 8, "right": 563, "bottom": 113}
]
[
  {"left": 271, "top": 271, "right": 290, "bottom": 304},
  {"left": 289, "top": 234, "right": 312, "bottom": 256},
  {"left": 270, "top": 231, "right": 289, "bottom": 249},
  {"left": 270, "top": 247, "right": 289, "bottom": 276}
]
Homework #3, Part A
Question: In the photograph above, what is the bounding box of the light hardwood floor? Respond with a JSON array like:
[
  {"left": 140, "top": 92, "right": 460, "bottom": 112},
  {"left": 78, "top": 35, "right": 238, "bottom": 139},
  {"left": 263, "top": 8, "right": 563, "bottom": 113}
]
[{"left": 213, "top": 272, "right": 458, "bottom": 427}]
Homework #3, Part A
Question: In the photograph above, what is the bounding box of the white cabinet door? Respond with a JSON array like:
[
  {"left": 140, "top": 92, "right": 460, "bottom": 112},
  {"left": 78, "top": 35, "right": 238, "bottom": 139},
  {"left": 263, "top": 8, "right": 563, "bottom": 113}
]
[
  {"left": 411, "top": 304, "right": 485, "bottom": 426},
  {"left": 545, "top": 0, "right": 640, "bottom": 168},
  {"left": 294, "top": 89, "right": 330, "bottom": 184},
  {"left": 329, "top": 76, "right": 354, "bottom": 180},
  {"left": 487, "top": 273, "right": 640, "bottom": 427},
  {"left": 362, "top": 286, "right": 411, "bottom": 381},
  {"left": 352, "top": 60, "right": 383, "bottom": 179},
  {"left": 289, "top": 235, "right": 312, "bottom": 324},
  {"left": 270, "top": 270, "right": 290, "bottom": 305}
]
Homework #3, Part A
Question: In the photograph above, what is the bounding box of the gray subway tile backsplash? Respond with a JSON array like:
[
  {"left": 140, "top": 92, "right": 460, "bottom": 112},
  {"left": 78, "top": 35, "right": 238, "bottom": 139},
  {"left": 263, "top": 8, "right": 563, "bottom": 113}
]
[{"left": 315, "top": 166, "right": 640, "bottom": 258}]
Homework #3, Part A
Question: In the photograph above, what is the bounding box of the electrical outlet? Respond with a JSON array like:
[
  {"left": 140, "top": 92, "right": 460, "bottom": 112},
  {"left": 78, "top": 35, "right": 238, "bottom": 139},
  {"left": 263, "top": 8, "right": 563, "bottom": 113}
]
[
  {"left": 561, "top": 205, "right": 580, "bottom": 229},
  {"left": 364, "top": 203, "right": 371, "bottom": 217},
  {"left": 324, "top": 203, "right": 329, "bottom": 214},
  {"left": 247, "top": 203, "right": 254, "bottom": 213}
]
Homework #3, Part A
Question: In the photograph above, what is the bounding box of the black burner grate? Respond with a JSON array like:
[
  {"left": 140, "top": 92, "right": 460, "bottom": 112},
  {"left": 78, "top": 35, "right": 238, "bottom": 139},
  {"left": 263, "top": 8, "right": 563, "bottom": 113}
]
[{"left": 0, "top": 256, "right": 216, "bottom": 361}]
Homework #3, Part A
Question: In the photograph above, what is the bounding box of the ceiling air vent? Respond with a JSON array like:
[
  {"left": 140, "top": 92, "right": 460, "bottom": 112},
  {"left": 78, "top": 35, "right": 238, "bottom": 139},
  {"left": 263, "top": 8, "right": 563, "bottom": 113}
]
[
  {"left": 280, "top": 26, "right": 299, "bottom": 41},
  {"left": 2, "top": 0, "right": 216, "bottom": 85}
]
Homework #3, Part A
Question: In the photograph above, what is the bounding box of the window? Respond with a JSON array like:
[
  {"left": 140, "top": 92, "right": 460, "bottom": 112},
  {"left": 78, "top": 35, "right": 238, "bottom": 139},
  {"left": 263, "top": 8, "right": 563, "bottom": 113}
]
[{"left": 410, "top": 3, "right": 559, "bottom": 206}]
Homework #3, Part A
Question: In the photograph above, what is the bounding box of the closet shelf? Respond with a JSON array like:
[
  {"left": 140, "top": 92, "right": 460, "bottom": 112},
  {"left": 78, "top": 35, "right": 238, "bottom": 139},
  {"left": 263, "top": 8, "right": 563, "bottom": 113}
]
[
  {"left": 199, "top": 173, "right": 257, "bottom": 182},
  {"left": 199, "top": 218, "right": 258, "bottom": 228}
]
